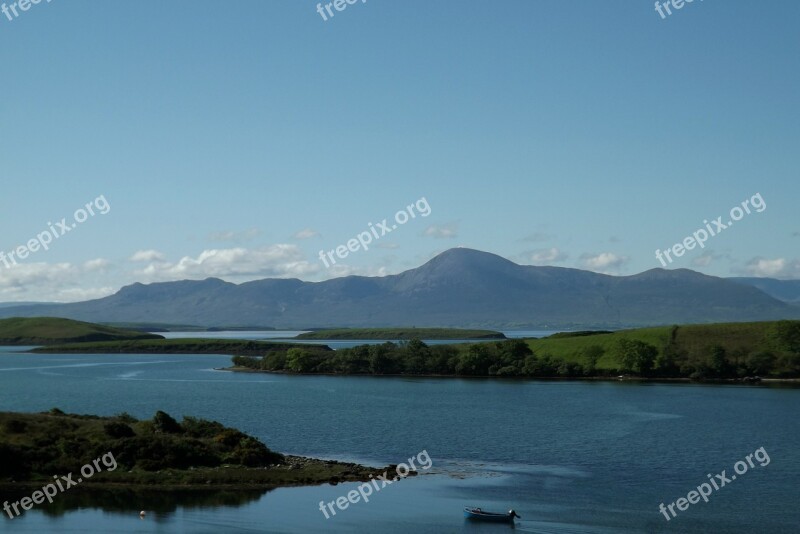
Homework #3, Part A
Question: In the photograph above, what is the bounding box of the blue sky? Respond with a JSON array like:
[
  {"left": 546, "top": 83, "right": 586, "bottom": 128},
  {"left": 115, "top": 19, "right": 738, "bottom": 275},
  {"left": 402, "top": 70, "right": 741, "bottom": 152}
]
[{"left": 1, "top": 0, "right": 798, "bottom": 302}]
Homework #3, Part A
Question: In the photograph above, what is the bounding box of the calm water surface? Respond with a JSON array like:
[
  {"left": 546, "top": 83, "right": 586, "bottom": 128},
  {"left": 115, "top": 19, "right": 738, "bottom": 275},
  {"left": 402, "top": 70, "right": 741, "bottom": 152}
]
[{"left": 0, "top": 344, "right": 796, "bottom": 533}]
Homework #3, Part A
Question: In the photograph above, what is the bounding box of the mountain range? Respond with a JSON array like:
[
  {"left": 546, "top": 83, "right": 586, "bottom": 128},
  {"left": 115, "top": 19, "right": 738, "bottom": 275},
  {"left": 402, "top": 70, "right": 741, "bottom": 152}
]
[{"left": 1, "top": 248, "right": 798, "bottom": 329}]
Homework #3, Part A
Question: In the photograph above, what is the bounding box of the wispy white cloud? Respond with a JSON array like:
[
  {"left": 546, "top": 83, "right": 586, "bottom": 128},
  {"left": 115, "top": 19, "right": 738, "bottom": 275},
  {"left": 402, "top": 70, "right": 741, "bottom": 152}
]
[
  {"left": 578, "top": 252, "right": 629, "bottom": 274},
  {"left": 0, "top": 262, "right": 115, "bottom": 302},
  {"left": 525, "top": 247, "right": 567, "bottom": 265},
  {"left": 130, "top": 250, "right": 166, "bottom": 262},
  {"left": 741, "top": 257, "right": 800, "bottom": 279},
  {"left": 691, "top": 250, "right": 730, "bottom": 268},
  {"left": 423, "top": 222, "right": 459, "bottom": 239},
  {"left": 56, "top": 286, "right": 117, "bottom": 302},
  {"left": 292, "top": 228, "right": 320, "bottom": 240},
  {"left": 325, "top": 263, "right": 392, "bottom": 278},
  {"left": 84, "top": 258, "right": 112, "bottom": 272},
  {"left": 208, "top": 228, "right": 261, "bottom": 243},
  {"left": 0, "top": 243, "right": 327, "bottom": 302},
  {"left": 133, "top": 245, "right": 319, "bottom": 281},
  {"left": 520, "top": 232, "right": 554, "bottom": 243}
]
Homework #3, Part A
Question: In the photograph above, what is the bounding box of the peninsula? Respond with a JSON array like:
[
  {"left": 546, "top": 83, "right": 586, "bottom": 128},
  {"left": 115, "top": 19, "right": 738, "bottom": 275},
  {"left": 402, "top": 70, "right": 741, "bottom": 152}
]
[{"left": 0, "top": 410, "right": 397, "bottom": 492}]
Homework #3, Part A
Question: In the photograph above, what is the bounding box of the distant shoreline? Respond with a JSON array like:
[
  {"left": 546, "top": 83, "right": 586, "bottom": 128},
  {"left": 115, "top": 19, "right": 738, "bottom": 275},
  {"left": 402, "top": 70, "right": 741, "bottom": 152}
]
[
  {"left": 295, "top": 328, "right": 506, "bottom": 340},
  {"left": 30, "top": 338, "right": 333, "bottom": 355},
  {"left": 219, "top": 367, "right": 800, "bottom": 385},
  {"left": 8, "top": 318, "right": 800, "bottom": 382}
]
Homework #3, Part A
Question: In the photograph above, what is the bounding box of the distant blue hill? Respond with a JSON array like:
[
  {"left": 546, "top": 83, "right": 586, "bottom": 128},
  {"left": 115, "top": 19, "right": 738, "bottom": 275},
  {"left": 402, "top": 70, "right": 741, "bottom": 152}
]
[
  {"left": 729, "top": 277, "right": 800, "bottom": 304},
  {"left": 0, "top": 249, "right": 797, "bottom": 329},
  {"left": 0, "top": 302, "right": 55, "bottom": 309}
]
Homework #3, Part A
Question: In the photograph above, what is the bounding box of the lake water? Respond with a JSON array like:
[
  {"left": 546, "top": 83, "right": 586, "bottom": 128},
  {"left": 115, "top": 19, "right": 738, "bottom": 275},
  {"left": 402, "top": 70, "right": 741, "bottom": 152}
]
[{"left": 0, "top": 343, "right": 797, "bottom": 532}]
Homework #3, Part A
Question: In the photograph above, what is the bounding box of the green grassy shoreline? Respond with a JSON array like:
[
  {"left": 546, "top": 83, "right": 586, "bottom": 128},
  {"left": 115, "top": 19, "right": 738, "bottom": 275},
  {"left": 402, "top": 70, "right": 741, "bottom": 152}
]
[{"left": 0, "top": 317, "right": 162, "bottom": 345}]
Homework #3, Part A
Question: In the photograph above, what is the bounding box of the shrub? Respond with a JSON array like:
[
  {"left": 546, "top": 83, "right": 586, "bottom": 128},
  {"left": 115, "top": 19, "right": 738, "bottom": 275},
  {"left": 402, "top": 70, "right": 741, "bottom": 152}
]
[
  {"left": 4, "top": 419, "right": 27, "bottom": 433},
  {"left": 262, "top": 351, "right": 287, "bottom": 370},
  {"left": 182, "top": 416, "right": 226, "bottom": 439},
  {"left": 152, "top": 411, "right": 183, "bottom": 434},
  {"left": 104, "top": 421, "right": 136, "bottom": 439},
  {"left": 616, "top": 339, "right": 658, "bottom": 376},
  {"left": 116, "top": 412, "right": 139, "bottom": 424},
  {"left": 286, "top": 348, "right": 327, "bottom": 373}
]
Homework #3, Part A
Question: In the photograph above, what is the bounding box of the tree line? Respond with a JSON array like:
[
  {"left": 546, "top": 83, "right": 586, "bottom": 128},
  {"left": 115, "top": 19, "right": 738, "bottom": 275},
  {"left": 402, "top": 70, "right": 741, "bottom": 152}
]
[{"left": 231, "top": 322, "right": 800, "bottom": 380}]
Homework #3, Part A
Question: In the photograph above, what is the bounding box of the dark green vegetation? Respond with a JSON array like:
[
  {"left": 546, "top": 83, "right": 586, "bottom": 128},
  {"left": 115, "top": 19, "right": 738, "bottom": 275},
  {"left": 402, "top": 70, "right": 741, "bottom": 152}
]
[
  {"left": 232, "top": 340, "right": 537, "bottom": 376},
  {"left": 0, "top": 410, "right": 385, "bottom": 490},
  {"left": 231, "top": 321, "right": 800, "bottom": 380},
  {"left": 0, "top": 409, "right": 279, "bottom": 479},
  {"left": 1, "top": 249, "right": 798, "bottom": 328},
  {"left": 296, "top": 328, "right": 505, "bottom": 340},
  {"left": 0, "top": 317, "right": 163, "bottom": 345},
  {"left": 33, "top": 338, "right": 332, "bottom": 355}
]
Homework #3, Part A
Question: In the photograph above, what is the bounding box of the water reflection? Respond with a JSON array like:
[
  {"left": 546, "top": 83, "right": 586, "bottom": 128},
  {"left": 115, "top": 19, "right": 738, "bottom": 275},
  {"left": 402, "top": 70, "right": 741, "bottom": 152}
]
[{"left": 0, "top": 486, "right": 269, "bottom": 519}]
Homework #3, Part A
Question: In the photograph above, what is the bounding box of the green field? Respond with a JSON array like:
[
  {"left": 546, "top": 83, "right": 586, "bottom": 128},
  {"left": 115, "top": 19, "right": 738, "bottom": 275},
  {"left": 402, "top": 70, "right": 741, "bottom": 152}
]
[
  {"left": 0, "top": 317, "right": 163, "bottom": 345},
  {"left": 525, "top": 327, "right": 672, "bottom": 370},
  {"left": 296, "top": 328, "right": 506, "bottom": 340},
  {"left": 524, "top": 321, "right": 800, "bottom": 377}
]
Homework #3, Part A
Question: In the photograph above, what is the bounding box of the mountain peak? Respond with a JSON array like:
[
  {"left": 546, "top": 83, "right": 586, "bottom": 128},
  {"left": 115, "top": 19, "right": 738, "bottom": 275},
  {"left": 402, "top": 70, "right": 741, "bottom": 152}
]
[{"left": 422, "top": 248, "right": 519, "bottom": 270}]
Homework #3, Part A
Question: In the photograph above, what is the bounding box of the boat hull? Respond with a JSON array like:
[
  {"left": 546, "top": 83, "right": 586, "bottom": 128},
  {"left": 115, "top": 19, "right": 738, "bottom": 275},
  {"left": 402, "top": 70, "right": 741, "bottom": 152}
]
[{"left": 463, "top": 508, "right": 515, "bottom": 523}]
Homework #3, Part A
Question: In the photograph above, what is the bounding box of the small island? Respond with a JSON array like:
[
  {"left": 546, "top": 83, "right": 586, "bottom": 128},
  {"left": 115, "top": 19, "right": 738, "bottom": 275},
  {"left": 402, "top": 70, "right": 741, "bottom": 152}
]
[
  {"left": 296, "top": 328, "right": 506, "bottom": 340},
  {"left": 0, "top": 410, "right": 395, "bottom": 493}
]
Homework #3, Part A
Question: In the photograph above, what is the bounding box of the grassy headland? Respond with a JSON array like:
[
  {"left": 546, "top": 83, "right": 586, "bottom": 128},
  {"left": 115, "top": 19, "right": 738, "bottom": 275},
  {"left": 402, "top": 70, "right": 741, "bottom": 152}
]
[
  {"left": 0, "top": 410, "right": 390, "bottom": 491},
  {"left": 102, "top": 323, "right": 277, "bottom": 332},
  {"left": 296, "top": 328, "right": 506, "bottom": 340},
  {"left": 0, "top": 317, "right": 163, "bottom": 345},
  {"left": 231, "top": 321, "right": 800, "bottom": 380}
]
